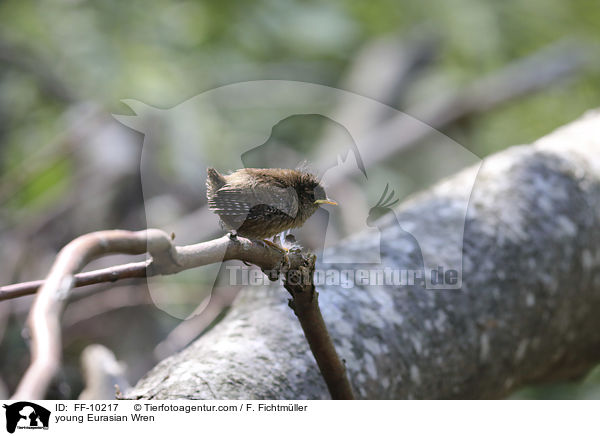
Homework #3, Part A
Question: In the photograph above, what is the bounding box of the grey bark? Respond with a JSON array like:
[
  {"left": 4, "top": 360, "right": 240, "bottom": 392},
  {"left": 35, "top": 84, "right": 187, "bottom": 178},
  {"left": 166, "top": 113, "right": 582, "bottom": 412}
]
[{"left": 127, "top": 110, "right": 600, "bottom": 399}]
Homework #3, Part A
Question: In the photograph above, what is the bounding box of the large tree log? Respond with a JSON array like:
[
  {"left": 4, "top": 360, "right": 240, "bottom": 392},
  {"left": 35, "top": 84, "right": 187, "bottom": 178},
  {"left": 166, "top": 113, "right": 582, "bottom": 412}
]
[{"left": 127, "top": 110, "right": 600, "bottom": 399}]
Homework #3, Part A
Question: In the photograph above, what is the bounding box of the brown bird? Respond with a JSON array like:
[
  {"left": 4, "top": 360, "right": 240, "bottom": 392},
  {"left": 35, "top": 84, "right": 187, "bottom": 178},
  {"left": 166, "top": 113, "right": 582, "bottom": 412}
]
[{"left": 206, "top": 168, "right": 337, "bottom": 243}]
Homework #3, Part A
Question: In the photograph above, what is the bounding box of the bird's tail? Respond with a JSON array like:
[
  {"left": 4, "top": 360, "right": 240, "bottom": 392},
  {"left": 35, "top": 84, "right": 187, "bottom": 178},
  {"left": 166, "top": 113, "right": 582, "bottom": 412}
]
[{"left": 206, "top": 167, "right": 226, "bottom": 197}]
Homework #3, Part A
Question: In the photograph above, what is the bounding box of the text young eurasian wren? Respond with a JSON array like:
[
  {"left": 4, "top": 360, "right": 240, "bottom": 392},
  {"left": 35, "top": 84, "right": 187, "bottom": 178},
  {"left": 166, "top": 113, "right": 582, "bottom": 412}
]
[{"left": 206, "top": 168, "right": 337, "bottom": 240}]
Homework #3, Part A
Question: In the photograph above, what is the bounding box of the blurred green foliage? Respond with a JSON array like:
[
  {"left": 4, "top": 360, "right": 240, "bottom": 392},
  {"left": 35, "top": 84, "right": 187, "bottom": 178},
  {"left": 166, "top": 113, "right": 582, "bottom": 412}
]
[{"left": 1, "top": 0, "right": 599, "bottom": 213}]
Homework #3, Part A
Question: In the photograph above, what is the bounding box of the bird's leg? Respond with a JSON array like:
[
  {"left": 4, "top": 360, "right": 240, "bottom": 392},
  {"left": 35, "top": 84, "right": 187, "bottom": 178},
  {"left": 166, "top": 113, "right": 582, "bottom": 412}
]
[{"left": 272, "top": 230, "right": 293, "bottom": 249}]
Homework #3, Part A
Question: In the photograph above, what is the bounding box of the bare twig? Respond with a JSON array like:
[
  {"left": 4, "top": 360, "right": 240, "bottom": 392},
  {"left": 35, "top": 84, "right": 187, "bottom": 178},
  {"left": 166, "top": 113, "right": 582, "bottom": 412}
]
[
  {"left": 9, "top": 229, "right": 291, "bottom": 399},
  {"left": 0, "top": 232, "right": 288, "bottom": 301},
  {"left": 0, "top": 262, "right": 149, "bottom": 301},
  {"left": 11, "top": 230, "right": 163, "bottom": 399},
  {"left": 8, "top": 228, "right": 353, "bottom": 400},
  {"left": 283, "top": 250, "right": 355, "bottom": 399}
]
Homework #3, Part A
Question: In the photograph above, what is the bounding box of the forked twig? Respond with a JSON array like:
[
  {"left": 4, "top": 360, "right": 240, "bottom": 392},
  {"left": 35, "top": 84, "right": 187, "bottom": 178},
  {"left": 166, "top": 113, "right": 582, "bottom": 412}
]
[{"left": 8, "top": 229, "right": 352, "bottom": 400}]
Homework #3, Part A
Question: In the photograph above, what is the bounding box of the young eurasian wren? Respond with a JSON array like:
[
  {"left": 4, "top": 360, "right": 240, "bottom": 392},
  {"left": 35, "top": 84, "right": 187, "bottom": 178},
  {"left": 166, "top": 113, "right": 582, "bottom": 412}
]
[{"left": 206, "top": 167, "right": 337, "bottom": 240}]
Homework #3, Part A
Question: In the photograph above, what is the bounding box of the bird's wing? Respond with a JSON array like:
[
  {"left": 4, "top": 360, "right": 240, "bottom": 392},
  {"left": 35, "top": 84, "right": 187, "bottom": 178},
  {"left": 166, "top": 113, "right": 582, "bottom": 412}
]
[{"left": 208, "top": 183, "right": 298, "bottom": 224}]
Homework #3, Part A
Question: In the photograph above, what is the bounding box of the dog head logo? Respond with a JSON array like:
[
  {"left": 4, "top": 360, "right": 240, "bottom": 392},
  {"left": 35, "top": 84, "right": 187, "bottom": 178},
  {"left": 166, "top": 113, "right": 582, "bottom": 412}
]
[{"left": 3, "top": 402, "right": 50, "bottom": 433}]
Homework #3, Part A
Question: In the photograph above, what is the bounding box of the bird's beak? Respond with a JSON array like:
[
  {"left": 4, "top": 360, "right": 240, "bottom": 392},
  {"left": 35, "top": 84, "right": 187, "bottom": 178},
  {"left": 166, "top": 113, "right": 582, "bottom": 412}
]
[{"left": 315, "top": 199, "right": 338, "bottom": 206}]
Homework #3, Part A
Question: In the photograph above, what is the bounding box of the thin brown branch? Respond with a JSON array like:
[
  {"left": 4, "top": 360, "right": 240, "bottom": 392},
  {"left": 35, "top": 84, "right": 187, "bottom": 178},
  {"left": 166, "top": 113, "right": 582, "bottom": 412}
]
[
  {"left": 10, "top": 229, "right": 288, "bottom": 400},
  {"left": 0, "top": 231, "right": 291, "bottom": 301},
  {"left": 0, "top": 261, "right": 149, "bottom": 301},
  {"left": 283, "top": 251, "right": 355, "bottom": 400},
  {"left": 11, "top": 230, "right": 159, "bottom": 400},
  {"left": 8, "top": 226, "right": 352, "bottom": 401}
]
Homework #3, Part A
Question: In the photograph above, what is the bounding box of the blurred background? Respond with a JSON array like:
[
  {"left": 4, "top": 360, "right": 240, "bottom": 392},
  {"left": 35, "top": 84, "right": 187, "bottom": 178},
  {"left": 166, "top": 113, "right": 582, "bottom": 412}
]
[{"left": 1, "top": 0, "right": 599, "bottom": 399}]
